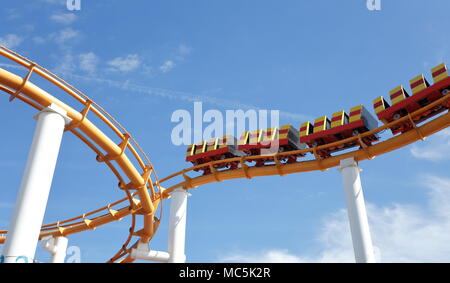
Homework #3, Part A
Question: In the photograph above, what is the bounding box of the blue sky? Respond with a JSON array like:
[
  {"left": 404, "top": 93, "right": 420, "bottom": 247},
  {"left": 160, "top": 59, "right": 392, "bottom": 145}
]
[{"left": 1, "top": 0, "right": 450, "bottom": 262}]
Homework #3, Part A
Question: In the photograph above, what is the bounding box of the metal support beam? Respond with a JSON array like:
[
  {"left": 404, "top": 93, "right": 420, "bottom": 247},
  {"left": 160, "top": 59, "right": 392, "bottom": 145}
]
[
  {"left": 339, "top": 157, "right": 376, "bottom": 263},
  {"left": 167, "top": 188, "right": 190, "bottom": 263},
  {"left": 1, "top": 104, "right": 70, "bottom": 263}
]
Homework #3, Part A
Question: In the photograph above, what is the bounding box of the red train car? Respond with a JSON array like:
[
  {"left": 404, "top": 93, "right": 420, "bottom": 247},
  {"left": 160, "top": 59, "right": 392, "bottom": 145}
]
[
  {"left": 299, "top": 105, "right": 378, "bottom": 158},
  {"left": 373, "top": 63, "right": 450, "bottom": 135},
  {"left": 186, "top": 135, "right": 244, "bottom": 175},
  {"left": 237, "top": 125, "right": 305, "bottom": 166}
]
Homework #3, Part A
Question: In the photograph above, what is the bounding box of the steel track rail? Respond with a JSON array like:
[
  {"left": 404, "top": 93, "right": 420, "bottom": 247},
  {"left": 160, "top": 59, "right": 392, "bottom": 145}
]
[{"left": 0, "top": 46, "right": 449, "bottom": 262}]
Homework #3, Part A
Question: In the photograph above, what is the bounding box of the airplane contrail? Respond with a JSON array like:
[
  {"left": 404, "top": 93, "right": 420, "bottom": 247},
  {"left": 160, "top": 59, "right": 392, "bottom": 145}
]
[{"left": 0, "top": 63, "right": 313, "bottom": 121}]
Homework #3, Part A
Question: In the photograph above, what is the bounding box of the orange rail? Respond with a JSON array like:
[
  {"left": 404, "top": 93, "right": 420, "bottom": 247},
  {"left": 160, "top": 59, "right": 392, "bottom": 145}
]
[
  {"left": 0, "top": 46, "right": 449, "bottom": 262},
  {"left": 0, "top": 46, "right": 162, "bottom": 262}
]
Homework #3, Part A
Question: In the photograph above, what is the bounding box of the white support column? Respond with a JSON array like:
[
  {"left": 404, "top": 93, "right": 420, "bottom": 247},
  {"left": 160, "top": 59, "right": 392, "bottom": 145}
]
[
  {"left": 167, "top": 188, "right": 190, "bottom": 263},
  {"left": 339, "top": 157, "right": 376, "bottom": 263},
  {"left": 41, "top": 236, "right": 69, "bottom": 263},
  {"left": 1, "top": 104, "right": 70, "bottom": 263},
  {"left": 130, "top": 242, "right": 170, "bottom": 263}
]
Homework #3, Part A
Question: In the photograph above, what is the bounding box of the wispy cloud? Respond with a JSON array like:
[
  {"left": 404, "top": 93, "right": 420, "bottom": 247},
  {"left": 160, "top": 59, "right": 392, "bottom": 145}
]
[
  {"left": 221, "top": 174, "right": 450, "bottom": 263},
  {"left": 107, "top": 54, "right": 141, "bottom": 72},
  {"left": 160, "top": 60, "right": 175, "bottom": 73},
  {"left": 223, "top": 249, "right": 306, "bottom": 263},
  {"left": 50, "top": 28, "right": 80, "bottom": 44},
  {"left": 60, "top": 72, "right": 311, "bottom": 121},
  {"left": 160, "top": 43, "right": 192, "bottom": 73},
  {"left": 410, "top": 128, "right": 450, "bottom": 161},
  {"left": 53, "top": 52, "right": 76, "bottom": 74},
  {"left": 53, "top": 51, "right": 100, "bottom": 75},
  {"left": 0, "top": 63, "right": 22, "bottom": 70},
  {"left": 29, "top": 27, "right": 80, "bottom": 47},
  {"left": 0, "top": 34, "right": 24, "bottom": 49},
  {"left": 50, "top": 13, "right": 77, "bottom": 25},
  {"left": 79, "top": 52, "right": 99, "bottom": 74}
]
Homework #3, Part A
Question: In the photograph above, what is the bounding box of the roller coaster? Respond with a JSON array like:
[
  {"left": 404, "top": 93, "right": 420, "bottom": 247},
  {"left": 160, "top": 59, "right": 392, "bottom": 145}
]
[{"left": 0, "top": 46, "right": 449, "bottom": 263}]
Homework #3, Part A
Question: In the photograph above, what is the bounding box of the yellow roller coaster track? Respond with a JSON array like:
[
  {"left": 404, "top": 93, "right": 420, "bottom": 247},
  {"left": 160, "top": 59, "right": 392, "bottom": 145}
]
[{"left": 0, "top": 46, "right": 449, "bottom": 263}]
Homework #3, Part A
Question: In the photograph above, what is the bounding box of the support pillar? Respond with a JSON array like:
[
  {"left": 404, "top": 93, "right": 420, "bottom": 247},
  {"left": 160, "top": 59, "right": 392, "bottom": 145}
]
[
  {"left": 1, "top": 104, "right": 70, "bottom": 263},
  {"left": 130, "top": 242, "right": 170, "bottom": 263},
  {"left": 167, "top": 188, "right": 190, "bottom": 263},
  {"left": 338, "top": 157, "right": 376, "bottom": 263},
  {"left": 41, "top": 236, "right": 68, "bottom": 263}
]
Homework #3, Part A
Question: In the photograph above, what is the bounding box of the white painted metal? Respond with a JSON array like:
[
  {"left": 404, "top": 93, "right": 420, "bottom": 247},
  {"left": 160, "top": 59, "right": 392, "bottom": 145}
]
[
  {"left": 41, "top": 236, "right": 69, "bottom": 263},
  {"left": 130, "top": 242, "right": 170, "bottom": 263},
  {"left": 167, "top": 188, "right": 190, "bottom": 263},
  {"left": 1, "top": 104, "right": 70, "bottom": 263},
  {"left": 339, "top": 157, "right": 376, "bottom": 263}
]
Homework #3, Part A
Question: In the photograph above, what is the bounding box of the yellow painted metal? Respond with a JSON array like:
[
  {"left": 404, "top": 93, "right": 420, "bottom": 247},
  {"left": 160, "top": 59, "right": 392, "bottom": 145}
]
[
  {"left": 313, "top": 116, "right": 329, "bottom": 133},
  {"left": 206, "top": 138, "right": 219, "bottom": 152},
  {"left": 389, "top": 86, "right": 409, "bottom": 105},
  {"left": 194, "top": 141, "right": 206, "bottom": 154},
  {"left": 238, "top": 131, "right": 249, "bottom": 146},
  {"left": 331, "top": 110, "right": 348, "bottom": 128},
  {"left": 219, "top": 135, "right": 233, "bottom": 148},
  {"left": 186, "top": 144, "right": 195, "bottom": 157},
  {"left": 432, "top": 63, "right": 448, "bottom": 84},
  {"left": 279, "top": 124, "right": 291, "bottom": 139},
  {"left": 410, "top": 74, "right": 429, "bottom": 95},
  {"left": 348, "top": 105, "right": 363, "bottom": 123},
  {"left": 373, "top": 96, "right": 389, "bottom": 115},
  {"left": 249, "top": 129, "right": 263, "bottom": 144},
  {"left": 299, "top": 121, "right": 312, "bottom": 137},
  {"left": 263, "top": 127, "right": 277, "bottom": 142}
]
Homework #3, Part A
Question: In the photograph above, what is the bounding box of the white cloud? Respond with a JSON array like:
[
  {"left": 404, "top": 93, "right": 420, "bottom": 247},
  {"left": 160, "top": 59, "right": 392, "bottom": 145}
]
[
  {"left": 50, "top": 28, "right": 80, "bottom": 44},
  {"left": 32, "top": 28, "right": 79, "bottom": 47},
  {"left": 0, "top": 34, "right": 24, "bottom": 49},
  {"left": 410, "top": 128, "right": 450, "bottom": 161},
  {"left": 51, "top": 13, "right": 77, "bottom": 25},
  {"left": 107, "top": 54, "right": 141, "bottom": 72},
  {"left": 53, "top": 52, "right": 76, "bottom": 75},
  {"left": 79, "top": 52, "right": 99, "bottom": 74},
  {"left": 222, "top": 174, "right": 450, "bottom": 263},
  {"left": 223, "top": 249, "right": 306, "bottom": 263},
  {"left": 160, "top": 60, "right": 175, "bottom": 73}
]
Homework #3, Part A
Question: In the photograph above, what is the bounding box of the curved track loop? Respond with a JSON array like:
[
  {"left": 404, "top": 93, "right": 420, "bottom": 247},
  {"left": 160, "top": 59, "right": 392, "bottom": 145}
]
[
  {"left": 0, "top": 46, "right": 450, "bottom": 262},
  {"left": 0, "top": 46, "right": 162, "bottom": 262}
]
